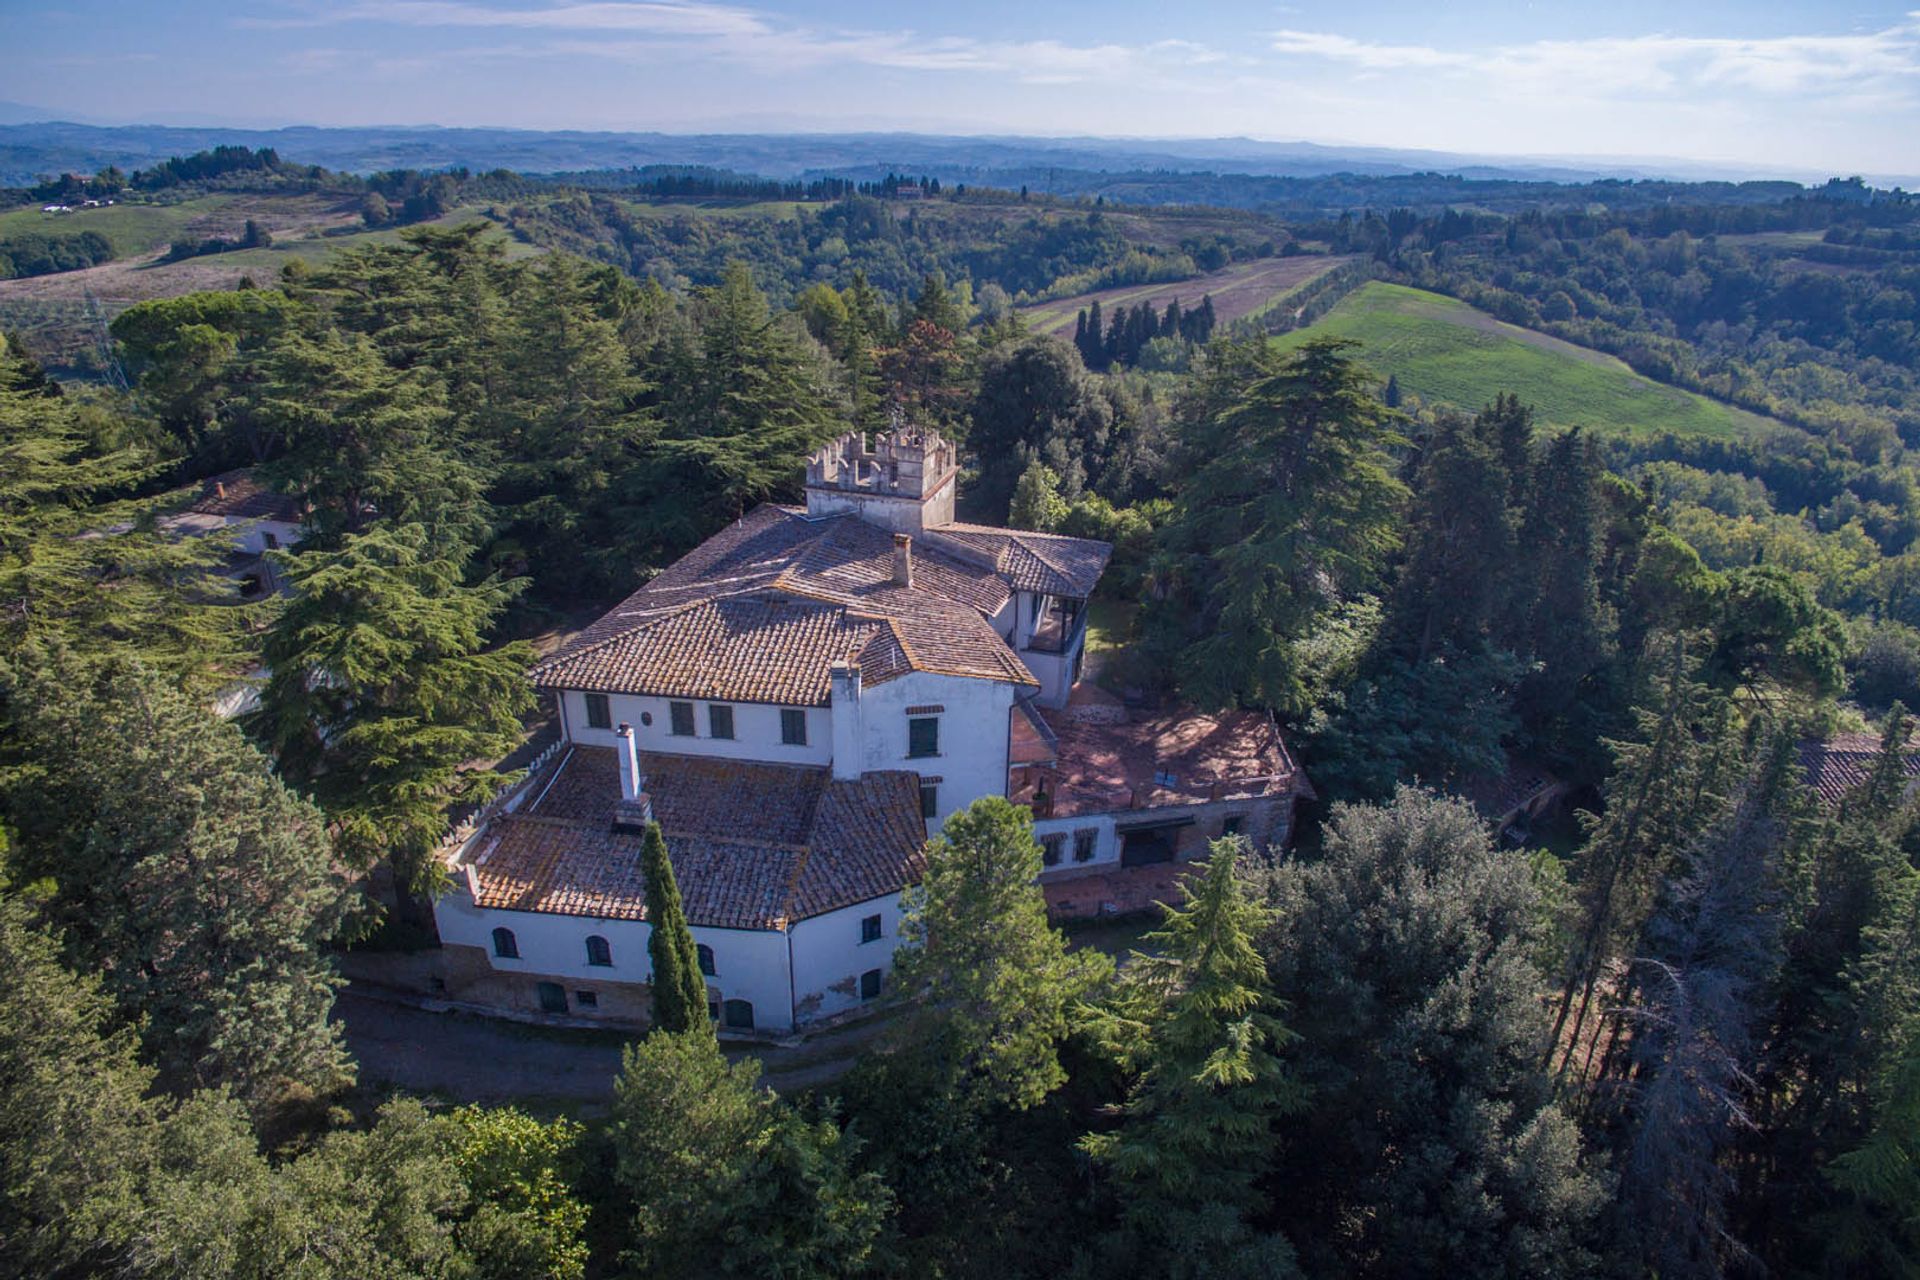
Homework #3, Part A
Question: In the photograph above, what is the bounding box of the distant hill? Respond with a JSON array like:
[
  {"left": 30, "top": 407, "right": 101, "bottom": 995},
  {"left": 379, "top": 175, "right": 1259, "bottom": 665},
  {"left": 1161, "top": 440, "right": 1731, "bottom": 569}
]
[
  {"left": 0, "top": 120, "right": 1848, "bottom": 192},
  {"left": 1275, "top": 282, "right": 1791, "bottom": 442}
]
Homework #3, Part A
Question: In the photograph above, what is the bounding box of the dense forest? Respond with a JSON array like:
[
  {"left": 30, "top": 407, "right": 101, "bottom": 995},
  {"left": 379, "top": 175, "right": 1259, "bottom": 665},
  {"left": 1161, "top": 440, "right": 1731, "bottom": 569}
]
[{"left": 7, "top": 146, "right": 1920, "bottom": 1278}]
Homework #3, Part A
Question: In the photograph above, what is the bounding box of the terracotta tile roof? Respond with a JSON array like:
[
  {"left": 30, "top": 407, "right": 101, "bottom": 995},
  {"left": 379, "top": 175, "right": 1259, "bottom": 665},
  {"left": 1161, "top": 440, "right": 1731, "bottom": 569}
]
[
  {"left": 1798, "top": 733, "right": 1920, "bottom": 808},
  {"left": 185, "top": 468, "right": 303, "bottom": 523},
  {"left": 1463, "top": 756, "right": 1564, "bottom": 823},
  {"left": 925, "top": 523, "right": 1113, "bottom": 598},
  {"left": 1008, "top": 686, "right": 1310, "bottom": 819},
  {"left": 456, "top": 746, "right": 926, "bottom": 929},
  {"left": 530, "top": 504, "right": 1044, "bottom": 700}
]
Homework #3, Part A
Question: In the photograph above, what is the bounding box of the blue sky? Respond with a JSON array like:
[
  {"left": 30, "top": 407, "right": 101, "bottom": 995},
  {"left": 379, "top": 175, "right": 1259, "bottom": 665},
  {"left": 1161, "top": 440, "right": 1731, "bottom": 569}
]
[{"left": 5, "top": 1, "right": 1919, "bottom": 174}]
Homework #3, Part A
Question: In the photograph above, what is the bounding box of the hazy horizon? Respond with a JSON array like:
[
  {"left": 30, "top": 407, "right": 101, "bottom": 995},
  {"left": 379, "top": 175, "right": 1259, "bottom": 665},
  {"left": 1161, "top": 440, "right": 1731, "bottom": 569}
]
[{"left": 5, "top": 1, "right": 1917, "bottom": 181}]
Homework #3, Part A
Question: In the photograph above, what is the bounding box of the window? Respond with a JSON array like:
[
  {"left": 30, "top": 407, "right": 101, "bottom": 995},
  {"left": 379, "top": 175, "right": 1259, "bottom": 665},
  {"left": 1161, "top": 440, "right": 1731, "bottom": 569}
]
[
  {"left": 263, "top": 531, "right": 280, "bottom": 550},
  {"left": 707, "top": 997, "right": 720, "bottom": 1022},
  {"left": 861, "top": 913, "right": 882, "bottom": 944},
  {"left": 586, "top": 935, "right": 612, "bottom": 967},
  {"left": 860, "top": 968, "right": 883, "bottom": 1000},
  {"left": 781, "top": 708, "right": 808, "bottom": 746},
  {"left": 697, "top": 944, "right": 716, "bottom": 977},
  {"left": 920, "top": 782, "right": 938, "bottom": 820},
  {"left": 585, "top": 693, "right": 611, "bottom": 730},
  {"left": 708, "top": 704, "right": 734, "bottom": 740},
  {"left": 575, "top": 990, "right": 599, "bottom": 1008},
  {"left": 1041, "top": 833, "right": 1065, "bottom": 867},
  {"left": 723, "top": 999, "right": 755, "bottom": 1030},
  {"left": 491, "top": 927, "right": 519, "bottom": 959},
  {"left": 1222, "top": 815, "right": 1246, "bottom": 838},
  {"left": 536, "top": 981, "right": 567, "bottom": 1013},
  {"left": 669, "top": 701, "right": 695, "bottom": 736},
  {"left": 1073, "top": 829, "right": 1098, "bottom": 862},
  {"left": 908, "top": 716, "right": 939, "bottom": 759}
]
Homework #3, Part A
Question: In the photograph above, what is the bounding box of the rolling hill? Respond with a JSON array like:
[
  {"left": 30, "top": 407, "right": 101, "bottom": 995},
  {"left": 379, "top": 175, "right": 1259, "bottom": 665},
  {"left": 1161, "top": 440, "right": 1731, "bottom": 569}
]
[{"left": 1275, "top": 282, "right": 1786, "bottom": 440}]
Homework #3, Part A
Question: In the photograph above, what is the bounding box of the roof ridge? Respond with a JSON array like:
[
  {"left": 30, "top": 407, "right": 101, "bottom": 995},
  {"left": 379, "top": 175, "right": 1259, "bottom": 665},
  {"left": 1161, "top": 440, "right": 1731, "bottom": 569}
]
[{"left": 529, "top": 596, "right": 713, "bottom": 675}]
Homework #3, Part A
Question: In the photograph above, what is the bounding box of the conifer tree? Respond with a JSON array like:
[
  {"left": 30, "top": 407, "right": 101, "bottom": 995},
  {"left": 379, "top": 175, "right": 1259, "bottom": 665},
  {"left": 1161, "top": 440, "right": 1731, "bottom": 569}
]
[
  {"left": 1082, "top": 298, "right": 1105, "bottom": 368},
  {"left": 254, "top": 523, "right": 534, "bottom": 898},
  {"left": 1146, "top": 337, "right": 1407, "bottom": 713},
  {"left": 0, "top": 335, "right": 241, "bottom": 687},
  {"left": 890, "top": 795, "right": 1110, "bottom": 1113},
  {"left": 1082, "top": 842, "right": 1306, "bottom": 1279},
  {"left": 253, "top": 326, "right": 491, "bottom": 550},
  {"left": 0, "top": 882, "right": 157, "bottom": 1276},
  {"left": 642, "top": 822, "right": 710, "bottom": 1034},
  {"left": 1545, "top": 633, "right": 1736, "bottom": 1082},
  {"left": 1610, "top": 732, "right": 1800, "bottom": 1279},
  {"left": 1, "top": 649, "right": 353, "bottom": 1112}
]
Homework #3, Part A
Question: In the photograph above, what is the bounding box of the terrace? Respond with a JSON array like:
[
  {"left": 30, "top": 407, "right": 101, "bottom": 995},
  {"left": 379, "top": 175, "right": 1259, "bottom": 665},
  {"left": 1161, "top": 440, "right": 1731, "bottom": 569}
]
[{"left": 1006, "top": 681, "right": 1302, "bottom": 820}]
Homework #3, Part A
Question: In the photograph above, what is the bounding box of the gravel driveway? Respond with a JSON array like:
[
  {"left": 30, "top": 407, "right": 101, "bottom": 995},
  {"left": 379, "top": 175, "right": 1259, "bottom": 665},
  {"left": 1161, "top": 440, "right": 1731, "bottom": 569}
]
[{"left": 333, "top": 986, "right": 894, "bottom": 1109}]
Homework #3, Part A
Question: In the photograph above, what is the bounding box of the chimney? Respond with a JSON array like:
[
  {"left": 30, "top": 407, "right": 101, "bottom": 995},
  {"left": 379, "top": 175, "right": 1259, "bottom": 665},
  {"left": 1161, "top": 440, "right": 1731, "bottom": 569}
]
[
  {"left": 830, "top": 660, "right": 864, "bottom": 780},
  {"left": 612, "top": 722, "right": 653, "bottom": 830},
  {"left": 214, "top": 480, "right": 227, "bottom": 500},
  {"left": 892, "top": 533, "right": 913, "bottom": 587}
]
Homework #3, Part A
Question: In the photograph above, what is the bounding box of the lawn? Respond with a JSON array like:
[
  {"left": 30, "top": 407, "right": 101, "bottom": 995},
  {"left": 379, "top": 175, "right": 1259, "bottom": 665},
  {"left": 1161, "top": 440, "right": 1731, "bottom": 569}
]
[{"left": 1274, "top": 282, "right": 1784, "bottom": 441}]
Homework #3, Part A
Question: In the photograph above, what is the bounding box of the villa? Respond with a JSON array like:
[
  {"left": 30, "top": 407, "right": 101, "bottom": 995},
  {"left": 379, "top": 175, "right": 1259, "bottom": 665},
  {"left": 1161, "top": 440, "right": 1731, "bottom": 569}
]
[{"left": 432, "top": 425, "right": 1312, "bottom": 1035}]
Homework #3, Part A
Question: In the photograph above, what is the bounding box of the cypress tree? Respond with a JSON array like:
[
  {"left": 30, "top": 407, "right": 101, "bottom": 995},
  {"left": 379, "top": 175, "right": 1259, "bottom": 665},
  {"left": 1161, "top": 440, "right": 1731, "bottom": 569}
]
[
  {"left": 1083, "top": 299, "right": 1104, "bottom": 368},
  {"left": 642, "top": 822, "right": 710, "bottom": 1034}
]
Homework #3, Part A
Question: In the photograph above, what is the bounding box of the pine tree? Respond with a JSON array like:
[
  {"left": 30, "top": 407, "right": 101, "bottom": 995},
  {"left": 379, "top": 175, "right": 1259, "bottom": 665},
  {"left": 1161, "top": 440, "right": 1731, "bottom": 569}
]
[
  {"left": 1082, "top": 842, "right": 1306, "bottom": 1279},
  {"left": 253, "top": 326, "right": 491, "bottom": 550},
  {"left": 641, "top": 822, "right": 710, "bottom": 1034}
]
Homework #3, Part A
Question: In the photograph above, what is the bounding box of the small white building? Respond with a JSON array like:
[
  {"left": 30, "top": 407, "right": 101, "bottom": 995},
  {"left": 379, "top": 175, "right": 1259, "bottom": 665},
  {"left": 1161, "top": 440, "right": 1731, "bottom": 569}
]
[
  {"left": 159, "top": 468, "right": 306, "bottom": 597},
  {"left": 433, "top": 425, "right": 1311, "bottom": 1034}
]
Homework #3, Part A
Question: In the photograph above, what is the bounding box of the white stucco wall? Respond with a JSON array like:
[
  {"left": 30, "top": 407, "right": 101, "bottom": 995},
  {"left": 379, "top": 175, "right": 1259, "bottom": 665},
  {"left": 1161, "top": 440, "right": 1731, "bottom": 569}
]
[
  {"left": 789, "top": 893, "right": 908, "bottom": 1025},
  {"left": 557, "top": 689, "right": 832, "bottom": 767},
  {"left": 856, "top": 671, "right": 1016, "bottom": 829},
  {"left": 231, "top": 517, "right": 304, "bottom": 557},
  {"left": 434, "top": 888, "right": 801, "bottom": 1032}
]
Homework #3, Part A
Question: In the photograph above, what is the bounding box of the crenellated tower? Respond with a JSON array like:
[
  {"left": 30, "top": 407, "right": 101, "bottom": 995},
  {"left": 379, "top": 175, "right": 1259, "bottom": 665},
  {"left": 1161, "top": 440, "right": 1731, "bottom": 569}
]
[{"left": 804, "top": 423, "right": 958, "bottom": 533}]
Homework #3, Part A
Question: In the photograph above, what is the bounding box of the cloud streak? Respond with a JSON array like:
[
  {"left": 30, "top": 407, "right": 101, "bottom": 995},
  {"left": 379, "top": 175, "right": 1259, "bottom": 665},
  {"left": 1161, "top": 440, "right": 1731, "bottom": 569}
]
[
  {"left": 248, "top": 0, "right": 1227, "bottom": 85},
  {"left": 1271, "top": 15, "right": 1920, "bottom": 100}
]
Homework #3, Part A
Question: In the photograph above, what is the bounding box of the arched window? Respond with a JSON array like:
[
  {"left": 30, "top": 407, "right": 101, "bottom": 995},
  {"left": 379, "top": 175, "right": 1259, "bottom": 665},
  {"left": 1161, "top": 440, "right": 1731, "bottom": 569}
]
[
  {"left": 492, "top": 927, "right": 519, "bottom": 959},
  {"left": 697, "top": 943, "right": 716, "bottom": 976},
  {"left": 586, "top": 934, "right": 612, "bottom": 966},
  {"left": 723, "top": 998, "right": 754, "bottom": 1030}
]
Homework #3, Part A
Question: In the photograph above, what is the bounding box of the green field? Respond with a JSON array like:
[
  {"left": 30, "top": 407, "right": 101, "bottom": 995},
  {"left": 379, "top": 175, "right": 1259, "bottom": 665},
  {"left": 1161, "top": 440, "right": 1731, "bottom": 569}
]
[
  {"left": 1275, "top": 282, "right": 1780, "bottom": 440},
  {"left": 0, "top": 198, "right": 236, "bottom": 258}
]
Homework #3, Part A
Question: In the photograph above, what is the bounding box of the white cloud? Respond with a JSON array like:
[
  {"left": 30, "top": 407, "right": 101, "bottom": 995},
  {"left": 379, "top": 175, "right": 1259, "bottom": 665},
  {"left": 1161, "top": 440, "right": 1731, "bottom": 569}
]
[{"left": 1270, "top": 15, "right": 1920, "bottom": 101}]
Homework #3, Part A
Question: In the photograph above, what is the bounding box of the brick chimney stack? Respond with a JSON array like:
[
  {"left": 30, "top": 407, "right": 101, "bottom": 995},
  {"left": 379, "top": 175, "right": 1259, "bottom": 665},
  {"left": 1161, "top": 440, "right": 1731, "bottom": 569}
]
[{"left": 892, "top": 533, "right": 913, "bottom": 587}]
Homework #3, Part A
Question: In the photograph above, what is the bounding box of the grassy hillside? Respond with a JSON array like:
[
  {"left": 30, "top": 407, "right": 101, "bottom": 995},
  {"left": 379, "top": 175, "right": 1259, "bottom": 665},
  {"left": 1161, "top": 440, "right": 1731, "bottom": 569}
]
[
  {"left": 0, "top": 199, "right": 525, "bottom": 375},
  {"left": 0, "top": 198, "right": 229, "bottom": 258},
  {"left": 1275, "top": 282, "right": 1782, "bottom": 440},
  {"left": 1020, "top": 255, "right": 1345, "bottom": 337}
]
